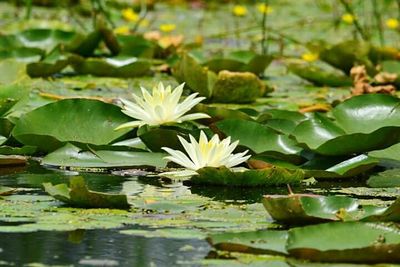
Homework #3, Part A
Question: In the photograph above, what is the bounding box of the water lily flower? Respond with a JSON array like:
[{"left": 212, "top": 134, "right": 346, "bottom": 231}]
[
  {"left": 162, "top": 131, "right": 251, "bottom": 176},
  {"left": 257, "top": 3, "right": 273, "bottom": 14},
  {"left": 115, "top": 83, "right": 210, "bottom": 129},
  {"left": 386, "top": 18, "right": 399, "bottom": 29},
  {"left": 301, "top": 52, "right": 319, "bottom": 62},
  {"left": 114, "top": 26, "right": 130, "bottom": 35},
  {"left": 232, "top": 5, "right": 247, "bottom": 17},
  {"left": 122, "top": 8, "right": 139, "bottom": 22},
  {"left": 159, "top": 23, "right": 176, "bottom": 33},
  {"left": 341, "top": 13, "right": 355, "bottom": 24}
]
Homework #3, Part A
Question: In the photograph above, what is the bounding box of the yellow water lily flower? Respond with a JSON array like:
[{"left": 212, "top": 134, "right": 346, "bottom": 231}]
[
  {"left": 232, "top": 5, "right": 247, "bottom": 17},
  {"left": 122, "top": 8, "right": 139, "bottom": 22},
  {"left": 257, "top": 3, "right": 273, "bottom": 14},
  {"left": 341, "top": 13, "right": 355, "bottom": 24},
  {"left": 115, "top": 83, "right": 209, "bottom": 129},
  {"left": 162, "top": 131, "right": 250, "bottom": 175},
  {"left": 301, "top": 52, "right": 319, "bottom": 62},
  {"left": 159, "top": 23, "right": 176, "bottom": 33},
  {"left": 386, "top": 18, "right": 399, "bottom": 29},
  {"left": 114, "top": 26, "right": 130, "bottom": 35}
]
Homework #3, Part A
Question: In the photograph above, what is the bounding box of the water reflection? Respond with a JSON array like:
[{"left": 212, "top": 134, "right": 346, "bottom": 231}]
[{"left": 0, "top": 228, "right": 209, "bottom": 266}]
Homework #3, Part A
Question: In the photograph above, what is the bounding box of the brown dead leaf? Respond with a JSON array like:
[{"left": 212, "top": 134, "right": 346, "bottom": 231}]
[
  {"left": 350, "top": 65, "right": 396, "bottom": 96},
  {"left": 299, "top": 103, "right": 331, "bottom": 113}
]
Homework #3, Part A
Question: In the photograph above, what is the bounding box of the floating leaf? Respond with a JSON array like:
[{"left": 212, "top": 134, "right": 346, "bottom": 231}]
[
  {"left": 288, "top": 63, "right": 352, "bottom": 87},
  {"left": 287, "top": 222, "right": 400, "bottom": 263},
  {"left": 208, "top": 230, "right": 288, "bottom": 255},
  {"left": 12, "top": 99, "right": 132, "bottom": 151},
  {"left": 291, "top": 94, "right": 400, "bottom": 155},
  {"left": 263, "top": 194, "right": 400, "bottom": 224},
  {"left": 70, "top": 55, "right": 151, "bottom": 78},
  {"left": 43, "top": 176, "right": 130, "bottom": 209},
  {"left": 0, "top": 186, "right": 15, "bottom": 196},
  {"left": 190, "top": 166, "right": 304, "bottom": 187},
  {"left": 42, "top": 143, "right": 167, "bottom": 168},
  {"left": 216, "top": 119, "right": 303, "bottom": 163},
  {"left": 367, "top": 169, "right": 400, "bottom": 188},
  {"left": 369, "top": 143, "right": 400, "bottom": 162}
]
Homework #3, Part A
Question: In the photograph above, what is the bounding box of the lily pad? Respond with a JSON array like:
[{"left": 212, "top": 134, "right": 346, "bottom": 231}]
[
  {"left": 12, "top": 99, "right": 132, "bottom": 151},
  {"left": 190, "top": 166, "right": 304, "bottom": 187},
  {"left": 291, "top": 94, "right": 400, "bottom": 155},
  {"left": 288, "top": 63, "right": 352, "bottom": 87},
  {"left": 367, "top": 169, "right": 400, "bottom": 188},
  {"left": 70, "top": 55, "right": 151, "bottom": 78},
  {"left": 216, "top": 119, "right": 303, "bottom": 163},
  {"left": 42, "top": 143, "right": 167, "bottom": 168},
  {"left": 262, "top": 194, "right": 400, "bottom": 224},
  {"left": 287, "top": 222, "right": 400, "bottom": 263},
  {"left": 208, "top": 230, "right": 288, "bottom": 255},
  {"left": 369, "top": 143, "right": 400, "bottom": 162},
  {"left": 43, "top": 176, "right": 130, "bottom": 209}
]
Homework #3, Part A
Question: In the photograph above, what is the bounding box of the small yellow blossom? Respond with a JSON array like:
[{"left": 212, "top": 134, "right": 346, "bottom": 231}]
[
  {"left": 301, "top": 52, "right": 319, "bottom": 62},
  {"left": 114, "top": 26, "right": 130, "bottom": 35},
  {"left": 122, "top": 8, "right": 139, "bottom": 22},
  {"left": 386, "top": 18, "right": 399, "bottom": 29},
  {"left": 140, "top": 19, "right": 149, "bottom": 27},
  {"left": 341, "top": 13, "right": 355, "bottom": 24},
  {"left": 257, "top": 3, "right": 273, "bottom": 14},
  {"left": 159, "top": 23, "right": 176, "bottom": 33},
  {"left": 232, "top": 5, "right": 247, "bottom": 17}
]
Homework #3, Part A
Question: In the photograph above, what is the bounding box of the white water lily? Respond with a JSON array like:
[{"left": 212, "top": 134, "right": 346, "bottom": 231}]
[
  {"left": 162, "top": 131, "right": 251, "bottom": 176},
  {"left": 116, "top": 82, "right": 210, "bottom": 129}
]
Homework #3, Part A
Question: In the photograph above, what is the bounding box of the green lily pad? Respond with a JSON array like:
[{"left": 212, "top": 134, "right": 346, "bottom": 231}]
[
  {"left": 139, "top": 128, "right": 183, "bottom": 152},
  {"left": 190, "top": 166, "right": 304, "bottom": 187},
  {"left": 291, "top": 94, "right": 400, "bottom": 155},
  {"left": 70, "top": 55, "right": 151, "bottom": 78},
  {"left": 203, "top": 50, "right": 272, "bottom": 75},
  {"left": 42, "top": 143, "right": 167, "bottom": 168},
  {"left": 12, "top": 99, "right": 132, "bottom": 151},
  {"left": 216, "top": 119, "right": 303, "bottom": 163},
  {"left": 43, "top": 176, "right": 130, "bottom": 209},
  {"left": 173, "top": 53, "right": 216, "bottom": 98},
  {"left": 262, "top": 194, "right": 400, "bottom": 224},
  {"left": 369, "top": 143, "right": 400, "bottom": 162},
  {"left": 288, "top": 63, "right": 352, "bottom": 87},
  {"left": 0, "top": 29, "right": 78, "bottom": 52},
  {"left": 367, "top": 169, "right": 400, "bottom": 188},
  {"left": 318, "top": 40, "right": 373, "bottom": 74},
  {"left": 287, "top": 222, "right": 400, "bottom": 263},
  {"left": 208, "top": 230, "right": 288, "bottom": 255}
]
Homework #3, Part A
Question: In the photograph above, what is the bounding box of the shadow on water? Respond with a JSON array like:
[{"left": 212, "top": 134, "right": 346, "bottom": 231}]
[{"left": 0, "top": 228, "right": 209, "bottom": 267}]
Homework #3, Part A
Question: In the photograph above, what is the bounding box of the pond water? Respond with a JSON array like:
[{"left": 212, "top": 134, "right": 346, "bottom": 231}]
[{"left": 0, "top": 161, "right": 372, "bottom": 266}]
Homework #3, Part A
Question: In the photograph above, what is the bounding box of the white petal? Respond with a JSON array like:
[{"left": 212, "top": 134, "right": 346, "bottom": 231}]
[
  {"left": 162, "top": 147, "right": 197, "bottom": 170},
  {"left": 115, "top": 121, "right": 144, "bottom": 130},
  {"left": 177, "top": 113, "right": 210, "bottom": 122}
]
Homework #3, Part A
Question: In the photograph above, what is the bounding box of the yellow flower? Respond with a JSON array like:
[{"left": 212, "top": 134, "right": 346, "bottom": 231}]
[
  {"left": 159, "top": 23, "right": 176, "bottom": 33},
  {"left": 257, "top": 3, "right": 273, "bottom": 14},
  {"left": 232, "top": 5, "right": 247, "bottom": 17},
  {"left": 114, "top": 26, "right": 130, "bottom": 35},
  {"left": 301, "top": 52, "right": 319, "bottom": 62},
  {"left": 386, "top": 18, "right": 399, "bottom": 29},
  {"left": 115, "top": 83, "right": 209, "bottom": 129},
  {"left": 122, "top": 8, "right": 139, "bottom": 22},
  {"left": 341, "top": 13, "right": 355, "bottom": 24}
]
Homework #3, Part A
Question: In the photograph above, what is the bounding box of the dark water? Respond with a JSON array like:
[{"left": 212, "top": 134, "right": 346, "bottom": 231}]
[{"left": 0, "top": 229, "right": 209, "bottom": 266}]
